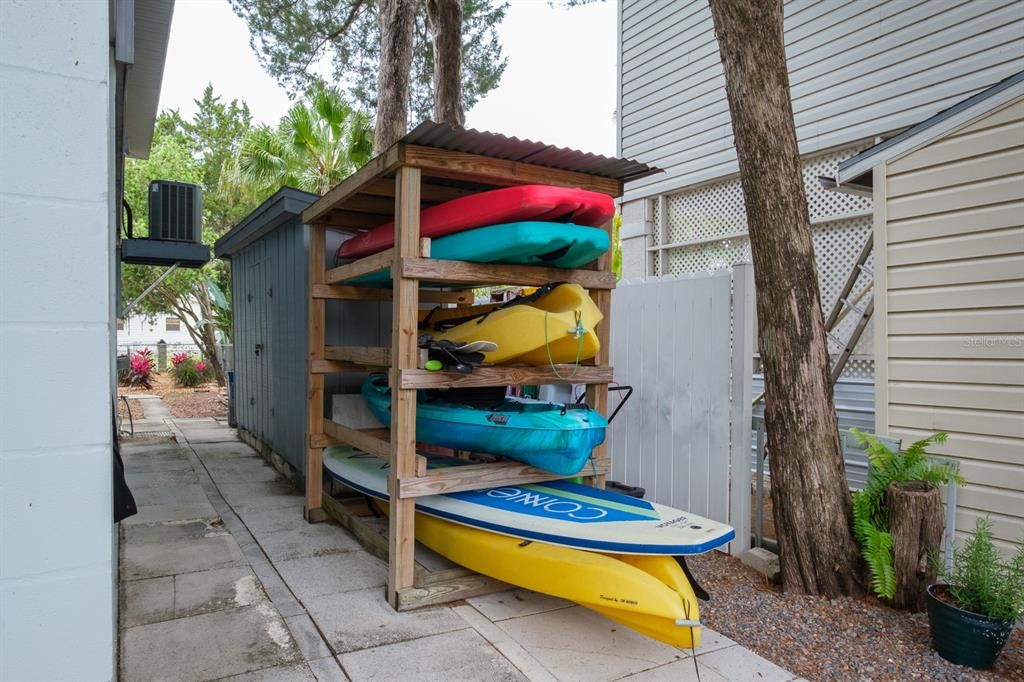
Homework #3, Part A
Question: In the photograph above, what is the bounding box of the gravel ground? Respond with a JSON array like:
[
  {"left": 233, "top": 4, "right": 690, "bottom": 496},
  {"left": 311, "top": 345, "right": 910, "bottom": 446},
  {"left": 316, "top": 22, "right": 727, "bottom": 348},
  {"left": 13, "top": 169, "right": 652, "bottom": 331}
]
[
  {"left": 122, "top": 374, "right": 227, "bottom": 419},
  {"left": 161, "top": 390, "right": 228, "bottom": 419},
  {"left": 688, "top": 550, "right": 1023, "bottom": 681}
]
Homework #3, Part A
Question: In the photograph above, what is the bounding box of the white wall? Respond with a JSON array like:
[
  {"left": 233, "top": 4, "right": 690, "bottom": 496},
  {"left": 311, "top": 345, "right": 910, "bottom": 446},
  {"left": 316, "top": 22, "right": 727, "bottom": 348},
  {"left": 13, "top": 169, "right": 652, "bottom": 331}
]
[
  {"left": 118, "top": 310, "right": 201, "bottom": 347},
  {"left": 0, "top": 1, "right": 116, "bottom": 679}
]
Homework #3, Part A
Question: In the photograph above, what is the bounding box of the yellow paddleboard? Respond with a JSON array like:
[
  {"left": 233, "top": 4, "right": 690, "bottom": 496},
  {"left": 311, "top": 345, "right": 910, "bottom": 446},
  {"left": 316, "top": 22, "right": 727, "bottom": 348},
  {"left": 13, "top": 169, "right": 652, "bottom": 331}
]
[{"left": 372, "top": 500, "right": 702, "bottom": 648}]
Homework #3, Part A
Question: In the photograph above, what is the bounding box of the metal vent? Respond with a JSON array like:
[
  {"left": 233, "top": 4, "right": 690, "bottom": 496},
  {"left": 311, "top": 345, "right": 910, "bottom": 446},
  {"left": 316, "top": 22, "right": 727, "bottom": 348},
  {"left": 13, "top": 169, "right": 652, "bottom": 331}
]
[{"left": 148, "top": 180, "right": 202, "bottom": 242}]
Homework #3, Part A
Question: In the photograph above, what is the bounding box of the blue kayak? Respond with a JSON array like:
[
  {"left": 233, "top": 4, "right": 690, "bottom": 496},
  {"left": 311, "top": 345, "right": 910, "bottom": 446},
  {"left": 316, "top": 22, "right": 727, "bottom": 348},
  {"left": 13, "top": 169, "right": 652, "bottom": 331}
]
[
  {"left": 347, "top": 221, "right": 609, "bottom": 285},
  {"left": 361, "top": 374, "right": 607, "bottom": 476}
]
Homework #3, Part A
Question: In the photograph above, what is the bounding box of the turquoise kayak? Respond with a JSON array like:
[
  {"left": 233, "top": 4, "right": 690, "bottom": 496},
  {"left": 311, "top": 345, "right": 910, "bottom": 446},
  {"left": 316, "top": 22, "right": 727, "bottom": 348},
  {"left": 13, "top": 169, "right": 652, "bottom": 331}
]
[
  {"left": 360, "top": 374, "right": 607, "bottom": 476},
  {"left": 346, "top": 221, "right": 609, "bottom": 285}
]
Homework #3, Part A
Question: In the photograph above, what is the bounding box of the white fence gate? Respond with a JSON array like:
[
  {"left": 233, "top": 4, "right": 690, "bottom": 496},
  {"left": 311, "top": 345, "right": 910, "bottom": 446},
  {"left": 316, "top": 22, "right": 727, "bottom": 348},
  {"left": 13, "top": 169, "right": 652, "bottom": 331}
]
[{"left": 608, "top": 264, "right": 754, "bottom": 554}]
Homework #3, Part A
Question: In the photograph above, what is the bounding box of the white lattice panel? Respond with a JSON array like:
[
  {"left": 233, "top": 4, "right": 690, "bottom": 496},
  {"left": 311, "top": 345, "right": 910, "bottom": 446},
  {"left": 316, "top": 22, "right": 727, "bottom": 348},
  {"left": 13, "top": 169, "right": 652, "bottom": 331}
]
[
  {"left": 651, "top": 144, "right": 875, "bottom": 376},
  {"left": 802, "top": 146, "right": 874, "bottom": 222}
]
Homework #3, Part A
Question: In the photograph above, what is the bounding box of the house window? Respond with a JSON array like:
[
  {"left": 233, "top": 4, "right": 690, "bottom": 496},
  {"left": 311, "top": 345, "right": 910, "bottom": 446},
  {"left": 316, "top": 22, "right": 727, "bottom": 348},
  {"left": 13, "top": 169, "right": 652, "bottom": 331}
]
[
  {"left": 116, "top": 318, "right": 124, "bottom": 331},
  {"left": 165, "top": 317, "right": 181, "bottom": 331}
]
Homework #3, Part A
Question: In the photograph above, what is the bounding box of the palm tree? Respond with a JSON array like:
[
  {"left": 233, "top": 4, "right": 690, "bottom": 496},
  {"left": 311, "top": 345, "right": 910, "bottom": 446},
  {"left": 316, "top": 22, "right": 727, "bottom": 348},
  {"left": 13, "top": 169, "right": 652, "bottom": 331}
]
[{"left": 235, "top": 83, "right": 373, "bottom": 195}]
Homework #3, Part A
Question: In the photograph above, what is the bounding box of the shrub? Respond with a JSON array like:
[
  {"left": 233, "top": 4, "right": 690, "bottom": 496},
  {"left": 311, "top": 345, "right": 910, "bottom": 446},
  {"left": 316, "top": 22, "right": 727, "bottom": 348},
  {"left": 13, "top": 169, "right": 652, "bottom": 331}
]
[
  {"left": 171, "top": 352, "right": 189, "bottom": 368},
  {"left": 120, "top": 348, "right": 155, "bottom": 389},
  {"left": 170, "top": 355, "right": 203, "bottom": 388},
  {"left": 937, "top": 516, "right": 1024, "bottom": 621},
  {"left": 851, "top": 429, "right": 964, "bottom": 599}
]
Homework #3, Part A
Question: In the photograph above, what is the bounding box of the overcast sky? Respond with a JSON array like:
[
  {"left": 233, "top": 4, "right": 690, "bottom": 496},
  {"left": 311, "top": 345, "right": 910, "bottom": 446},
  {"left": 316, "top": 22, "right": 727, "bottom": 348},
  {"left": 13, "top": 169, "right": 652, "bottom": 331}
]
[{"left": 159, "top": 0, "right": 618, "bottom": 156}]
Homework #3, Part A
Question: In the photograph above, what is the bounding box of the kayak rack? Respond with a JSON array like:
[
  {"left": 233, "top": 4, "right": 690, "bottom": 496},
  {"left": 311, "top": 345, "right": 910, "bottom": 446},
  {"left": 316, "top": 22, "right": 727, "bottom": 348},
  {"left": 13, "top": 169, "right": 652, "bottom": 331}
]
[{"left": 300, "top": 135, "right": 629, "bottom": 612}]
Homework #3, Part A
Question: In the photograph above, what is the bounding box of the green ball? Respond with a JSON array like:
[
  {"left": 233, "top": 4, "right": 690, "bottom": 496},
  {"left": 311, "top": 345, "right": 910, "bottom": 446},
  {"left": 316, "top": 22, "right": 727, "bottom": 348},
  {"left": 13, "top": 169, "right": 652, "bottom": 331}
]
[{"left": 424, "top": 359, "right": 443, "bottom": 371}]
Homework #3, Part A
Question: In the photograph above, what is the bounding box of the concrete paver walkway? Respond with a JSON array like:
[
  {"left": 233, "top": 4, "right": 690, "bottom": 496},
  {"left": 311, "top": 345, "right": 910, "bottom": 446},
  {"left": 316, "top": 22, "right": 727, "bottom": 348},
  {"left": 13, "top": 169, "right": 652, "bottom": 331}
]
[{"left": 119, "top": 412, "right": 800, "bottom": 681}]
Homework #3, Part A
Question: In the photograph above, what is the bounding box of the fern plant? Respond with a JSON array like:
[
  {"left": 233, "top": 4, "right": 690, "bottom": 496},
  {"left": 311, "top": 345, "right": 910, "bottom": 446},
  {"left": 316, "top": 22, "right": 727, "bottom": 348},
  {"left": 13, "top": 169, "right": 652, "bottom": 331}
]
[{"left": 850, "top": 429, "right": 964, "bottom": 599}]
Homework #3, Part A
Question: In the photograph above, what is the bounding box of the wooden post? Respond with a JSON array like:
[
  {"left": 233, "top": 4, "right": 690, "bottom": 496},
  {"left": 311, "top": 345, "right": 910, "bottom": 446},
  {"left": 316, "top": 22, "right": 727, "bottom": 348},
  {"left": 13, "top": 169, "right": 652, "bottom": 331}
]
[
  {"left": 306, "top": 223, "right": 327, "bottom": 521},
  {"left": 388, "top": 166, "right": 422, "bottom": 607},
  {"left": 586, "top": 218, "right": 614, "bottom": 488}
]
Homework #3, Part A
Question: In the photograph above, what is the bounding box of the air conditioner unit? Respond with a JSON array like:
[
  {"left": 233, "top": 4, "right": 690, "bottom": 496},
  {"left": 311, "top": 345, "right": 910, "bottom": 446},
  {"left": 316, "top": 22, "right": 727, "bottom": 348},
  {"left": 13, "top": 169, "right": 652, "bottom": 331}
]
[
  {"left": 120, "top": 180, "right": 209, "bottom": 268},
  {"left": 148, "top": 180, "right": 202, "bottom": 243}
]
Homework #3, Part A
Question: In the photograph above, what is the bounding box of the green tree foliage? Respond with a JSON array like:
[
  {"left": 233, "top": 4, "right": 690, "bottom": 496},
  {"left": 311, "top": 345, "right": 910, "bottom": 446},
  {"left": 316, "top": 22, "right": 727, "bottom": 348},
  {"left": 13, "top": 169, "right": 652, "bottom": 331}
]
[
  {"left": 611, "top": 214, "right": 622, "bottom": 279},
  {"left": 850, "top": 430, "right": 964, "bottom": 599},
  {"left": 228, "top": 0, "right": 508, "bottom": 123},
  {"left": 121, "top": 87, "right": 260, "bottom": 386},
  {"left": 233, "top": 83, "right": 373, "bottom": 195}
]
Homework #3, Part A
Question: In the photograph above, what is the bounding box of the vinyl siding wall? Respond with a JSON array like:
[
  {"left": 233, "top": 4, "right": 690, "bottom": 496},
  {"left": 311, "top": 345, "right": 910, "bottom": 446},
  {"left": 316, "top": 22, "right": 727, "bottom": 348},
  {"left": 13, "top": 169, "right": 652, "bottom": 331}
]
[
  {"left": 619, "top": 0, "right": 1024, "bottom": 201},
  {"left": 876, "top": 98, "right": 1024, "bottom": 553}
]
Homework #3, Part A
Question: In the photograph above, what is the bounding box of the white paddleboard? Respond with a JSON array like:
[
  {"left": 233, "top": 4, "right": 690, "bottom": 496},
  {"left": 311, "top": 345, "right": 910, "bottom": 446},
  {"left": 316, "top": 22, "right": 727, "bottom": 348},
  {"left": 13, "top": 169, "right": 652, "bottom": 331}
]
[{"left": 324, "top": 447, "right": 734, "bottom": 555}]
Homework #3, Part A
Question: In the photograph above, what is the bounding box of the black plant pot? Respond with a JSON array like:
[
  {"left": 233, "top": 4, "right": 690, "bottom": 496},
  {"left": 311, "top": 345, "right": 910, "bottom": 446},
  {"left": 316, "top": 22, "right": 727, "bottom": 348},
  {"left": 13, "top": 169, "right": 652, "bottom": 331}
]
[{"left": 926, "top": 584, "right": 1014, "bottom": 670}]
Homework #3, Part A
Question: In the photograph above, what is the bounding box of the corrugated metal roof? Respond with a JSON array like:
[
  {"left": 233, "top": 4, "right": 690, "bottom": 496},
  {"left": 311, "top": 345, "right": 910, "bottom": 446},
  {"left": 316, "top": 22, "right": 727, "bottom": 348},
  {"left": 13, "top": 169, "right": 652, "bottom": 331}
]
[{"left": 401, "top": 121, "right": 661, "bottom": 183}]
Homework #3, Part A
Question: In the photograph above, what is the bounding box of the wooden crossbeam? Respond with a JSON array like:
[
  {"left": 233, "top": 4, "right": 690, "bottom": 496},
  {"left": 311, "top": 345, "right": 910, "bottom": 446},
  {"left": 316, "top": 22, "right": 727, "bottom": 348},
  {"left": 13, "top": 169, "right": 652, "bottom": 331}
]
[
  {"left": 324, "top": 345, "right": 391, "bottom": 366},
  {"left": 310, "top": 359, "right": 378, "bottom": 375},
  {"left": 400, "top": 365, "right": 613, "bottom": 389},
  {"left": 321, "top": 421, "right": 428, "bottom": 476},
  {"left": 400, "top": 257, "right": 616, "bottom": 289},
  {"left": 325, "top": 248, "right": 395, "bottom": 284},
  {"left": 311, "top": 284, "right": 473, "bottom": 304},
  {"left": 398, "top": 458, "right": 611, "bottom": 498}
]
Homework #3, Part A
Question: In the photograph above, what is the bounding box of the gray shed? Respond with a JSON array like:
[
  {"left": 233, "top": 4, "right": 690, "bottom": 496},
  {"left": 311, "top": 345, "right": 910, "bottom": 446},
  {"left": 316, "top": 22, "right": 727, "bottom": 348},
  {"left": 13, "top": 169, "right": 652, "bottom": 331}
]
[{"left": 214, "top": 187, "right": 390, "bottom": 482}]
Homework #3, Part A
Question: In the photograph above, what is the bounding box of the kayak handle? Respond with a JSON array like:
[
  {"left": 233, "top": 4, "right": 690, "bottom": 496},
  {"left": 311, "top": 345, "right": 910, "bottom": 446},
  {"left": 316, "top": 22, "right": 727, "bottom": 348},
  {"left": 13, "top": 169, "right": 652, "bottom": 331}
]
[
  {"left": 606, "top": 385, "right": 634, "bottom": 424},
  {"left": 674, "top": 619, "right": 701, "bottom": 628}
]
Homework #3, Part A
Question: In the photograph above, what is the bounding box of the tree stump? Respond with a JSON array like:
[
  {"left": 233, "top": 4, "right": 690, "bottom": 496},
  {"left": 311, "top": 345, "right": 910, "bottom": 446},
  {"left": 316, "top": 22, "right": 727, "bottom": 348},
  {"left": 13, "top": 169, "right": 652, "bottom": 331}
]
[{"left": 887, "top": 481, "right": 945, "bottom": 611}]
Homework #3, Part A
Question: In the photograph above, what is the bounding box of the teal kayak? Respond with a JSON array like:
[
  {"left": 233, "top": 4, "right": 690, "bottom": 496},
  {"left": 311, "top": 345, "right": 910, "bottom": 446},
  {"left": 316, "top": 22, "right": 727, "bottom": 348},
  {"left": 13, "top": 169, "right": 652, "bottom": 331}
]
[
  {"left": 361, "top": 374, "right": 607, "bottom": 476},
  {"left": 346, "top": 221, "right": 609, "bottom": 285}
]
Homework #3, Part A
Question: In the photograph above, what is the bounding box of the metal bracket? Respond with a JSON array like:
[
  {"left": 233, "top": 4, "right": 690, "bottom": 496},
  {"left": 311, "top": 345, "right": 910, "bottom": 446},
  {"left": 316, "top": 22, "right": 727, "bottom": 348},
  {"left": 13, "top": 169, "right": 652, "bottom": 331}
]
[{"left": 121, "top": 262, "right": 180, "bottom": 317}]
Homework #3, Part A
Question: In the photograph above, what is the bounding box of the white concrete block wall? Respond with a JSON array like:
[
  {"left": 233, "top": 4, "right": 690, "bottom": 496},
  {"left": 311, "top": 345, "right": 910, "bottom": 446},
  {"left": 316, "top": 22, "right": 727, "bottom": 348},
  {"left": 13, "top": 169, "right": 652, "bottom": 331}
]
[{"left": 0, "top": 1, "right": 116, "bottom": 680}]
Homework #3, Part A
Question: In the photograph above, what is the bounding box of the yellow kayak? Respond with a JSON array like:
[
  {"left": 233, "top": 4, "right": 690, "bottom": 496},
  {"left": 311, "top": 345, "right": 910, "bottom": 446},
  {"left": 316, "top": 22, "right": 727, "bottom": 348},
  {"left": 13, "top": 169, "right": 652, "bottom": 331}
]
[
  {"left": 422, "top": 283, "right": 603, "bottom": 365},
  {"left": 376, "top": 500, "right": 702, "bottom": 648}
]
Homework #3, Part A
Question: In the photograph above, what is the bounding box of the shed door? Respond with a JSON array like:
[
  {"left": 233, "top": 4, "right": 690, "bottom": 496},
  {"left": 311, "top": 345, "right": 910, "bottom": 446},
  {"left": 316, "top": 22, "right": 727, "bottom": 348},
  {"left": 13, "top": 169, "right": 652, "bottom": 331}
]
[
  {"left": 261, "top": 255, "right": 275, "bottom": 444},
  {"left": 248, "top": 255, "right": 273, "bottom": 443}
]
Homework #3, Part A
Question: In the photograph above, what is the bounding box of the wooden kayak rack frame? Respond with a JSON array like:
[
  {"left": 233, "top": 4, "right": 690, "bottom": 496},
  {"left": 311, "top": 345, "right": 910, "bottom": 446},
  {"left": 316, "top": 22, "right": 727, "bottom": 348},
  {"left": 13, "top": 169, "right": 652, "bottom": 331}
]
[{"left": 301, "top": 141, "right": 621, "bottom": 610}]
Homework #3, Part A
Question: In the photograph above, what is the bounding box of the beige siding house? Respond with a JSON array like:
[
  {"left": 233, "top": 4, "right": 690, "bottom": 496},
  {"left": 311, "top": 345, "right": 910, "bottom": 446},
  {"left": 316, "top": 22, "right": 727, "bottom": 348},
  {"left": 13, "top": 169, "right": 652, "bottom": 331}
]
[{"left": 836, "top": 73, "right": 1024, "bottom": 553}]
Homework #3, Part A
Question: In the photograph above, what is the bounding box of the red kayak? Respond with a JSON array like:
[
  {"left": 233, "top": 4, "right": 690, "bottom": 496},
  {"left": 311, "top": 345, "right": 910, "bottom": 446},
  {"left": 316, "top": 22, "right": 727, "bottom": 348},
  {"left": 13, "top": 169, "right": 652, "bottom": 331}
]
[{"left": 336, "top": 184, "right": 615, "bottom": 259}]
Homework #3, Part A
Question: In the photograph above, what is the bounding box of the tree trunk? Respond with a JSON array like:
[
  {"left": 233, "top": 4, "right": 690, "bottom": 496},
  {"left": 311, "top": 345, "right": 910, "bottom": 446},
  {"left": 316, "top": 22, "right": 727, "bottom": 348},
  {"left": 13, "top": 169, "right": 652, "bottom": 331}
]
[
  {"left": 194, "top": 285, "right": 228, "bottom": 388},
  {"left": 158, "top": 288, "right": 228, "bottom": 388},
  {"left": 426, "top": 0, "right": 464, "bottom": 126},
  {"left": 374, "top": 0, "right": 418, "bottom": 152},
  {"left": 708, "top": 0, "right": 862, "bottom": 597},
  {"left": 887, "top": 481, "right": 944, "bottom": 611}
]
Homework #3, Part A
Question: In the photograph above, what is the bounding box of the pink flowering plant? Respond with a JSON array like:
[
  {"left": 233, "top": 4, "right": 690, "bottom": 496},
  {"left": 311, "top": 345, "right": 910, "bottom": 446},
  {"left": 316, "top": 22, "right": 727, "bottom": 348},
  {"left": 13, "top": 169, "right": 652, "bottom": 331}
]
[
  {"left": 170, "top": 354, "right": 213, "bottom": 388},
  {"left": 171, "top": 352, "right": 189, "bottom": 368},
  {"left": 120, "top": 348, "right": 155, "bottom": 389}
]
